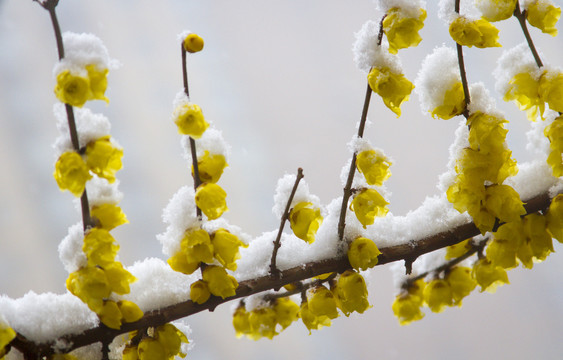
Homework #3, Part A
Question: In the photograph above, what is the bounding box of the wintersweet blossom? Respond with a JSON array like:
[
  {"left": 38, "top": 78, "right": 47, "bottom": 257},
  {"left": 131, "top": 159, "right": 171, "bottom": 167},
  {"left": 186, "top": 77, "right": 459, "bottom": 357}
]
[
  {"left": 132, "top": 323, "right": 188, "bottom": 360},
  {"left": 82, "top": 228, "right": 119, "bottom": 266},
  {"left": 202, "top": 265, "right": 238, "bottom": 299},
  {"left": 446, "top": 267, "right": 476, "bottom": 306},
  {"left": 350, "top": 188, "right": 389, "bottom": 228},
  {"left": 190, "top": 280, "right": 211, "bottom": 304},
  {"left": 332, "top": 270, "right": 370, "bottom": 316},
  {"left": 472, "top": 258, "right": 509, "bottom": 293},
  {"left": 484, "top": 184, "right": 526, "bottom": 224},
  {"left": 382, "top": 7, "right": 427, "bottom": 54},
  {"left": 347, "top": 236, "right": 381, "bottom": 271},
  {"left": 0, "top": 324, "right": 16, "bottom": 359},
  {"left": 104, "top": 262, "right": 137, "bottom": 295},
  {"left": 183, "top": 33, "right": 205, "bottom": 53},
  {"left": 546, "top": 194, "right": 563, "bottom": 243},
  {"left": 466, "top": 112, "right": 508, "bottom": 154},
  {"left": 431, "top": 82, "right": 466, "bottom": 119},
  {"left": 66, "top": 266, "right": 111, "bottom": 312},
  {"left": 138, "top": 338, "right": 166, "bottom": 360},
  {"left": 85, "top": 65, "right": 109, "bottom": 103},
  {"left": 504, "top": 71, "right": 544, "bottom": 121},
  {"left": 423, "top": 279, "right": 453, "bottom": 313},
  {"left": 526, "top": 0, "right": 561, "bottom": 36},
  {"left": 445, "top": 239, "right": 471, "bottom": 260},
  {"left": 233, "top": 306, "right": 251, "bottom": 338},
  {"left": 544, "top": 115, "right": 563, "bottom": 176},
  {"left": 195, "top": 151, "right": 227, "bottom": 183},
  {"left": 173, "top": 103, "right": 209, "bottom": 139},
  {"left": 54, "top": 151, "right": 92, "bottom": 197},
  {"left": 117, "top": 300, "right": 144, "bottom": 323},
  {"left": 195, "top": 183, "right": 228, "bottom": 220},
  {"left": 54, "top": 65, "right": 109, "bottom": 107},
  {"left": 289, "top": 202, "right": 323, "bottom": 244},
  {"left": 392, "top": 279, "right": 426, "bottom": 325},
  {"left": 487, "top": 221, "right": 524, "bottom": 269},
  {"left": 98, "top": 300, "right": 122, "bottom": 329},
  {"left": 307, "top": 286, "right": 339, "bottom": 320},
  {"left": 300, "top": 301, "right": 331, "bottom": 334},
  {"left": 211, "top": 229, "right": 247, "bottom": 271},
  {"left": 273, "top": 298, "right": 300, "bottom": 330},
  {"left": 449, "top": 16, "right": 501, "bottom": 48},
  {"left": 155, "top": 324, "right": 189, "bottom": 359},
  {"left": 538, "top": 70, "right": 563, "bottom": 113},
  {"left": 91, "top": 203, "right": 128, "bottom": 230},
  {"left": 520, "top": 213, "right": 554, "bottom": 267},
  {"left": 85, "top": 136, "right": 123, "bottom": 183},
  {"left": 476, "top": 0, "right": 517, "bottom": 22},
  {"left": 355, "top": 149, "right": 392, "bottom": 186},
  {"left": 367, "top": 67, "right": 414, "bottom": 116}
]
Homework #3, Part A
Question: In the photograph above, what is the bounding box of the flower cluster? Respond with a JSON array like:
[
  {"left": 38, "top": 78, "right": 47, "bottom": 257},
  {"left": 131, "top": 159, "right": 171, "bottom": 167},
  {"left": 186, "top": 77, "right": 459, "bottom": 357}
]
[
  {"left": 54, "top": 64, "right": 109, "bottom": 108},
  {"left": 447, "top": 112, "right": 524, "bottom": 234},
  {"left": 449, "top": 16, "right": 500, "bottom": 48},
  {"left": 350, "top": 148, "right": 392, "bottom": 228},
  {"left": 123, "top": 323, "right": 189, "bottom": 360},
  {"left": 233, "top": 298, "right": 300, "bottom": 340}
]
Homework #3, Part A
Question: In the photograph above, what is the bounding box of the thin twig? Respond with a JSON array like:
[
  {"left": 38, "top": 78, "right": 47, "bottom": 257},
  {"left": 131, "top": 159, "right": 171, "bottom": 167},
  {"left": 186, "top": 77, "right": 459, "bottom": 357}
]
[
  {"left": 513, "top": 3, "right": 544, "bottom": 68},
  {"left": 454, "top": 0, "right": 470, "bottom": 117},
  {"left": 270, "top": 168, "right": 304, "bottom": 278}
]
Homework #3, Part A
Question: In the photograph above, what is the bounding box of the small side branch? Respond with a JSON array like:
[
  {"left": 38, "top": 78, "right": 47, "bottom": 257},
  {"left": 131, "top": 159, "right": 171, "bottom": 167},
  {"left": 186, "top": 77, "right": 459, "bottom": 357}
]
[
  {"left": 513, "top": 3, "right": 544, "bottom": 68},
  {"left": 270, "top": 168, "right": 304, "bottom": 278},
  {"left": 454, "top": 0, "right": 470, "bottom": 117}
]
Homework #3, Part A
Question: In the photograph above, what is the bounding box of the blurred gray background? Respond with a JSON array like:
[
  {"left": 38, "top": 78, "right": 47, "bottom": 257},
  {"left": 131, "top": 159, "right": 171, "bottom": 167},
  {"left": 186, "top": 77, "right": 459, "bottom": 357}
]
[{"left": 0, "top": 1, "right": 562, "bottom": 359}]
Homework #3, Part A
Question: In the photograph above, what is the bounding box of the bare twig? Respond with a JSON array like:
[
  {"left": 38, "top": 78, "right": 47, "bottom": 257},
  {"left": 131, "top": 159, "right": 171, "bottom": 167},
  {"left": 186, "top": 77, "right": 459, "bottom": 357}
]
[
  {"left": 454, "top": 0, "right": 470, "bottom": 117},
  {"left": 513, "top": 3, "right": 544, "bottom": 68},
  {"left": 270, "top": 168, "right": 304, "bottom": 278}
]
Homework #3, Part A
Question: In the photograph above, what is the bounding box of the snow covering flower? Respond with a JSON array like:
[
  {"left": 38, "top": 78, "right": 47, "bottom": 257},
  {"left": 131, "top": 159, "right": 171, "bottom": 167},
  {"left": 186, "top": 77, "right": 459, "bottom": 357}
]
[
  {"left": 211, "top": 229, "right": 247, "bottom": 271},
  {"left": 445, "top": 266, "right": 476, "bottom": 306},
  {"left": 382, "top": 7, "right": 427, "bottom": 54},
  {"left": 448, "top": 16, "right": 501, "bottom": 48},
  {"left": 475, "top": 0, "right": 517, "bottom": 22},
  {"left": 423, "top": 279, "right": 453, "bottom": 313},
  {"left": 195, "top": 183, "right": 228, "bottom": 220},
  {"left": 526, "top": 0, "right": 561, "bottom": 36},
  {"left": 183, "top": 33, "right": 205, "bottom": 53},
  {"left": 347, "top": 236, "right": 381, "bottom": 271},
  {"left": 194, "top": 151, "right": 227, "bottom": 183},
  {"left": 54, "top": 65, "right": 109, "bottom": 107},
  {"left": 90, "top": 203, "right": 128, "bottom": 230},
  {"left": 350, "top": 188, "right": 389, "bottom": 228},
  {"left": 202, "top": 265, "right": 238, "bottom": 299},
  {"left": 289, "top": 202, "right": 323, "bottom": 244},
  {"left": 546, "top": 194, "right": 563, "bottom": 243},
  {"left": 173, "top": 103, "right": 209, "bottom": 139},
  {"left": 431, "top": 81, "right": 466, "bottom": 119},
  {"left": 367, "top": 66, "right": 414, "bottom": 116},
  {"left": 85, "top": 136, "right": 123, "bottom": 183},
  {"left": 355, "top": 149, "right": 392, "bottom": 186},
  {"left": 54, "top": 151, "right": 92, "bottom": 197},
  {"left": 544, "top": 115, "right": 563, "bottom": 176},
  {"left": 472, "top": 258, "right": 509, "bottom": 292},
  {"left": 332, "top": 270, "right": 370, "bottom": 316},
  {"left": 190, "top": 280, "right": 211, "bottom": 304}
]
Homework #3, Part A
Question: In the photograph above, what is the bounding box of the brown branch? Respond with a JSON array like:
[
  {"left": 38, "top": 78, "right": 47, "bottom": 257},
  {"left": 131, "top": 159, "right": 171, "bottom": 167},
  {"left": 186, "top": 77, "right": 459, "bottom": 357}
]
[
  {"left": 513, "top": 3, "right": 544, "bottom": 68},
  {"left": 270, "top": 168, "right": 304, "bottom": 278},
  {"left": 11, "top": 190, "right": 557, "bottom": 358},
  {"left": 454, "top": 0, "right": 470, "bottom": 117}
]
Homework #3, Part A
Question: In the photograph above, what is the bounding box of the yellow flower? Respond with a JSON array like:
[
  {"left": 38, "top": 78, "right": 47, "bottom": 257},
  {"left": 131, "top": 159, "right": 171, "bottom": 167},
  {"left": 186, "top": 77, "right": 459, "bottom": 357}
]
[
  {"left": 104, "top": 262, "right": 136, "bottom": 295},
  {"left": 467, "top": 112, "right": 508, "bottom": 154},
  {"left": 307, "top": 285, "right": 339, "bottom": 320},
  {"left": 190, "top": 280, "right": 211, "bottom": 304},
  {"left": 445, "top": 239, "right": 472, "bottom": 260},
  {"left": 195, "top": 183, "right": 228, "bottom": 220},
  {"left": 194, "top": 151, "right": 227, "bottom": 183},
  {"left": 539, "top": 70, "right": 563, "bottom": 113},
  {"left": 85, "top": 136, "right": 123, "bottom": 183},
  {"left": 183, "top": 33, "right": 205, "bottom": 53},
  {"left": 138, "top": 338, "right": 167, "bottom": 360},
  {"left": 367, "top": 67, "right": 414, "bottom": 117},
  {"left": 233, "top": 306, "right": 251, "bottom": 338},
  {"left": 423, "top": 279, "right": 453, "bottom": 313},
  {"left": 392, "top": 293, "right": 425, "bottom": 325},
  {"left": 0, "top": 324, "right": 16, "bottom": 357},
  {"left": 91, "top": 203, "right": 128, "bottom": 231},
  {"left": 289, "top": 202, "right": 323, "bottom": 244},
  {"left": 526, "top": 0, "right": 561, "bottom": 36},
  {"left": 504, "top": 71, "right": 544, "bottom": 121},
  {"left": 248, "top": 307, "right": 278, "bottom": 340},
  {"left": 211, "top": 229, "right": 247, "bottom": 271},
  {"left": 446, "top": 267, "right": 476, "bottom": 306},
  {"left": 202, "top": 265, "right": 238, "bottom": 299},
  {"left": 299, "top": 301, "right": 331, "bottom": 334},
  {"left": 356, "top": 149, "right": 392, "bottom": 186},
  {"left": 117, "top": 300, "right": 144, "bottom": 323},
  {"left": 347, "top": 237, "right": 381, "bottom": 271},
  {"left": 54, "top": 151, "right": 92, "bottom": 197},
  {"left": 167, "top": 250, "right": 200, "bottom": 275},
  {"left": 544, "top": 115, "right": 563, "bottom": 177},
  {"left": 431, "top": 82, "right": 466, "bottom": 120},
  {"left": 66, "top": 266, "right": 111, "bottom": 312},
  {"left": 487, "top": 221, "right": 524, "bottom": 269},
  {"left": 382, "top": 7, "right": 427, "bottom": 54},
  {"left": 98, "top": 300, "right": 123, "bottom": 329},
  {"left": 181, "top": 228, "right": 214, "bottom": 264},
  {"left": 350, "top": 188, "right": 389, "bottom": 228},
  {"left": 85, "top": 64, "right": 109, "bottom": 104},
  {"left": 273, "top": 298, "right": 300, "bottom": 330},
  {"left": 332, "top": 270, "right": 371, "bottom": 316},
  {"left": 476, "top": 0, "right": 518, "bottom": 22},
  {"left": 546, "top": 194, "right": 563, "bottom": 243},
  {"left": 83, "top": 228, "right": 119, "bottom": 267},
  {"left": 155, "top": 323, "right": 189, "bottom": 358},
  {"left": 472, "top": 258, "right": 509, "bottom": 293},
  {"left": 174, "top": 103, "right": 209, "bottom": 139},
  {"left": 54, "top": 70, "right": 91, "bottom": 107},
  {"left": 523, "top": 213, "right": 554, "bottom": 264},
  {"left": 122, "top": 346, "right": 139, "bottom": 360},
  {"left": 484, "top": 184, "right": 526, "bottom": 224},
  {"left": 449, "top": 16, "right": 501, "bottom": 48}
]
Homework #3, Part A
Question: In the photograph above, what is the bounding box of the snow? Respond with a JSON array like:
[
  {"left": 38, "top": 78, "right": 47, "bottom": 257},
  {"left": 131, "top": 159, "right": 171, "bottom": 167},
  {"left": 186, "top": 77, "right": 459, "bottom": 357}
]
[
  {"left": 352, "top": 20, "right": 402, "bottom": 74},
  {"left": 58, "top": 222, "right": 87, "bottom": 273},
  {"left": 493, "top": 43, "right": 543, "bottom": 97},
  {"left": 181, "top": 128, "right": 231, "bottom": 163},
  {"left": 272, "top": 173, "right": 322, "bottom": 219},
  {"left": 375, "top": 0, "right": 426, "bottom": 18}
]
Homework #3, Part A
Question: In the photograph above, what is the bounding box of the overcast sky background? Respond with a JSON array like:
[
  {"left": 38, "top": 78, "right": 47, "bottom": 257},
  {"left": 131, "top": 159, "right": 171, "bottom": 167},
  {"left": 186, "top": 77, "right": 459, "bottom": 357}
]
[{"left": 0, "top": 1, "right": 562, "bottom": 359}]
